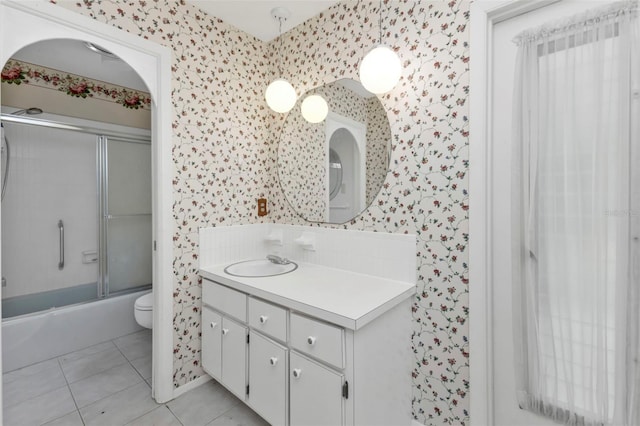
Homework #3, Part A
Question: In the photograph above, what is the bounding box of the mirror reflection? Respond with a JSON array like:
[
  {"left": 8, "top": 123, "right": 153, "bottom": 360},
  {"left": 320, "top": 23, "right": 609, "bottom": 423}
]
[{"left": 277, "top": 79, "right": 391, "bottom": 223}]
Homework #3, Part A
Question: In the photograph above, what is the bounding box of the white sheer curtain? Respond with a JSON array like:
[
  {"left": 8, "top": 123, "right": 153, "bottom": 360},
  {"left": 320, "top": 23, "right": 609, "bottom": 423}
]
[{"left": 512, "top": 2, "right": 640, "bottom": 425}]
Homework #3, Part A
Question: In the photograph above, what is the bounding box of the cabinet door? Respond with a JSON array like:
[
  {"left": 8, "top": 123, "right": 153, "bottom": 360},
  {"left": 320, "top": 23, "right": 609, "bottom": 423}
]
[
  {"left": 201, "top": 307, "right": 222, "bottom": 380},
  {"left": 249, "top": 331, "right": 287, "bottom": 426},
  {"left": 221, "top": 317, "right": 247, "bottom": 399},
  {"left": 290, "top": 352, "right": 344, "bottom": 426}
]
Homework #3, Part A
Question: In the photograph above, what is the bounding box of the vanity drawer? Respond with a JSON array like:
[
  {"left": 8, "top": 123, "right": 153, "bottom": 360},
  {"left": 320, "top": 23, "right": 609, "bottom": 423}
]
[
  {"left": 290, "top": 313, "right": 344, "bottom": 369},
  {"left": 249, "top": 298, "right": 287, "bottom": 342},
  {"left": 202, "top": 279, "right": 246, "bottom": 321}
]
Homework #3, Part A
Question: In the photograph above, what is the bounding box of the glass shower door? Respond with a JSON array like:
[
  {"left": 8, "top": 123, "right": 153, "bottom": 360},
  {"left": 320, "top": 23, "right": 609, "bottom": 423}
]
[
  {"left": 100, "top": 136, "right": 151, "bottom": 295},
  {"left": 1, "top": 122, "right": 99, "bottom": 318}
]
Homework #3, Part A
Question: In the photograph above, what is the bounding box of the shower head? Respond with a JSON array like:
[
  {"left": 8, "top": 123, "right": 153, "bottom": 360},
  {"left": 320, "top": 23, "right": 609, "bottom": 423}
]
[{"left": 12, "top": 107, "right": 43, "bottom": 116}]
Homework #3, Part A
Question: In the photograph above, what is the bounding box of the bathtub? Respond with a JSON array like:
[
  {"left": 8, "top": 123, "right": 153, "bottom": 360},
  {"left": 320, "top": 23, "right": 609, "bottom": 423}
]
[{"left": 2, "top": 290, "right": 146, "bottom": 372}]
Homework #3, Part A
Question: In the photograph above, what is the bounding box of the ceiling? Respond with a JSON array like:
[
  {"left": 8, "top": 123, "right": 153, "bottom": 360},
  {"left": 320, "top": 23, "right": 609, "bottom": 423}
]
[
  {"left": 186, "top": 1, "right": 340, "bottom": 42},
  {"left": 8, "top": 2, "right": 341, "bottom": 92},
  {"left": 12, "top": 39, "right": 148, "bottom": 91}
]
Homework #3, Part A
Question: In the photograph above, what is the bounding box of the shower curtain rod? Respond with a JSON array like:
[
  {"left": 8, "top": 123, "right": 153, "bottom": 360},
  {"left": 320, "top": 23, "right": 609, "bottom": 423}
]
[{"left": 0, "top": 113, "right": 151, "bottom": 144}]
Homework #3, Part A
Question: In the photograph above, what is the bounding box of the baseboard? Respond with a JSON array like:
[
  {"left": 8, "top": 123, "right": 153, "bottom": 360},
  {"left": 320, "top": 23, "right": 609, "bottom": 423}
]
[{"left": 172, "top": 374, "right": 213, "bottom": 399}]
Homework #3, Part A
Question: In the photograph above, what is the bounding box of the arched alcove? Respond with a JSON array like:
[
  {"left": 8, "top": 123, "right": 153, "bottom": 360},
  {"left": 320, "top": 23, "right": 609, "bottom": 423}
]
[{"left": 0, "top": 1, "right": 173, "bottom": 406}]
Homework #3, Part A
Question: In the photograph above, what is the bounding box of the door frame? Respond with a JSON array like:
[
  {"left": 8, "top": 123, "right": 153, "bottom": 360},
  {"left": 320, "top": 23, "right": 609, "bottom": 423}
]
[
  {"left": 0, "top": 0, "right": 174, "bottom": 410},
  {"left": 468, "top": 1, "right": 560, "bottom": 424}
]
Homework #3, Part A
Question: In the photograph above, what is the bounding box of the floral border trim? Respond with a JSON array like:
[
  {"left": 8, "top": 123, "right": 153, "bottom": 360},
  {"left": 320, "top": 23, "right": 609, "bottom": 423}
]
[{"left": 1, "top": 59, "right": 151, "bottom": 110}]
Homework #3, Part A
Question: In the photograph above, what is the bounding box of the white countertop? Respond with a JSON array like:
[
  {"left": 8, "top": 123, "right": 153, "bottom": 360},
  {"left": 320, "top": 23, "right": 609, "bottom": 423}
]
[{"left": 199, "top": 262, "right": 416, "bottom": 330}]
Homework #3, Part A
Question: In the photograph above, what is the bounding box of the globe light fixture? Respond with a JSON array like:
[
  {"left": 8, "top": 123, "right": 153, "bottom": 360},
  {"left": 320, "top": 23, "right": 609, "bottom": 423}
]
[
  {"left": 358, "top": 0, "right": 402, "bottom": 94},
  {"left": 266, "top": 79, "right": 297, "bottom": 114},
  {"left": 359, "top": 45, "right": 402, "bottom": 94},
  {"left": 265, "top": 8, "right": 296, "bottom": 114},
  {"left": 301, "top": 94, "right": 329, "bottom": 123}
]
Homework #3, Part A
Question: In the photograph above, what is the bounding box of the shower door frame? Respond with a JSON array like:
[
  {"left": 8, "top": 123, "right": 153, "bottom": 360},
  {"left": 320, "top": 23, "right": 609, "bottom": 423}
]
[
  {"left": 98, "top": 134, "right": 153, "bottom": 299},
  {"left": 0, "top": 115, "right": 153, "bottom": 307},
  {"left": 0, "top": 0, "right": 174, "bottom": 410}
]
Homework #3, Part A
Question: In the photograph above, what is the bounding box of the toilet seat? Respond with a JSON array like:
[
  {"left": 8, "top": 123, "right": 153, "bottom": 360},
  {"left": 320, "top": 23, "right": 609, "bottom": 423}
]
[{"left": 135, "top": 292, "right": 153, "bottom": 311}]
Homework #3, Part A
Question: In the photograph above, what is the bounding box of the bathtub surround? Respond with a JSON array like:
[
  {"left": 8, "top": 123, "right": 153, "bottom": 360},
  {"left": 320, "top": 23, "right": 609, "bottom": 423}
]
[
  {"left": 2, "top": 290, "right": 145, "bottom": 372},
  {"left": 56, "top": 1, "right": 470, "bottom": 424}
]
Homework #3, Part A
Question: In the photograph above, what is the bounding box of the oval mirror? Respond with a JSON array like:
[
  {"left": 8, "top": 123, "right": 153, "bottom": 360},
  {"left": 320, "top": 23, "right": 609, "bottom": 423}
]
[{"left": 277, "top": 79, "right": 391, "bottom": 223}]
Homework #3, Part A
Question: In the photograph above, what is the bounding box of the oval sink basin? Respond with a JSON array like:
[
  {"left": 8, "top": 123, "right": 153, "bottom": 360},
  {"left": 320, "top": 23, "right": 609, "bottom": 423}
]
[{"left": 224, "top": 259, "right": 298, "bottom": 277}]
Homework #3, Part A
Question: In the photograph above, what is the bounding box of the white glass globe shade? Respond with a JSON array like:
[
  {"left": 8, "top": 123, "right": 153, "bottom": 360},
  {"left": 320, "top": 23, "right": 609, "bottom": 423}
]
[
  {"left": 301, "top": 94, "right": 329, "bottom": 123},
  {"left": 265, "top": 78, "right": 297, "bottom": 113},
  {"left": 359, "top": 45, "right": 402, "bottom": 94}
]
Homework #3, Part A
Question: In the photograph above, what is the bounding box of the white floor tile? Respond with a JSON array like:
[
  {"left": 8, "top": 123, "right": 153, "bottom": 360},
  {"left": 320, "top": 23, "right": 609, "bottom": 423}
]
[
  {"left": 58, "top": 341, "right": 116, "bottom": 363},
  {"left": 3, "top": 360, "right": 66, "bottom": 408},
  {"left": 3, "top": 358, "right": 60, "bottom": 383},
  {"left": 168, "top": 381, "right": 240, "bottom": 426},
  {"left": 113, "top": 330, "right": 151, "bottom": 348},
  {"left": 4, "top": 386, "right": 76, "bottom": 426},
  {"left": 117, "top": 340, "right": 151, "bottom": 363},
  {"left": 114, "top": 330, "right": 152, "bottom": 362},
  {"left": 42, "top": 410, "right": 84, "bottom": 426},
  {"left": 60, "top": 345, "right": 128, "bottom": 383},
  {"left": 130, "top": 354, "right": 152, "bottom": 380},
  {"left": 125, "top": 405, "right": 182, "bottom": 426},
  {"left": 207, "top": 404, "right": 270, "bottom": 426},
  {"left": 79, "top": 381, "right": 158, "bottom": 426},
  {"left": 69, "top": 363, "right": 143, "bottom": 408}
]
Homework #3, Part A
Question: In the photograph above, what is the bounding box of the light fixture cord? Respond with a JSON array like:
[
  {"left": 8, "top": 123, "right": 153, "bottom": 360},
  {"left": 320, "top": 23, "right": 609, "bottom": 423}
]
[
  {"left": 278, "top": 17, "right": 284, "bottom": 76},
  {"left": 379, "top": 0, "right": 383, "bottom": 45}
]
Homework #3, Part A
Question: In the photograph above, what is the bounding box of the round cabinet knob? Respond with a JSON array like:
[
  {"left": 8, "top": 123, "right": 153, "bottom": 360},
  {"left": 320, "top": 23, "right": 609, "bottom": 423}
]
[
  {"left": 259, "top": 315, "right": 268, "bottom": 324},
  {"left": 222, "top": 328, "right": 229, "bottom": 335},
  {"left": 269, "top": 357, "right": 278, "bottom": 366},
  {"left": 210, "top": 322, "right": 217, "bottom": 329},
  {"left": 292, "top": 368, "right": 302, "bottom": 379},
  {"left": 307, "top": 336, "right": 317, "bottom": 346}
]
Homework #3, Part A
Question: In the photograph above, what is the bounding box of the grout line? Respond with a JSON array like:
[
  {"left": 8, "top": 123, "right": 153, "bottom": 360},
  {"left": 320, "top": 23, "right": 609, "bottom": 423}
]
[
  {"left": 165, "top": 405, "right": 186, "bottom": 426},
  {"left": 6, "top": 332, "right": 152, "bottom": 426},
  {"left": 56, "top": 357, "right": 85, "bottom": 426},
  {"left": 206, "top": 401, "right": 242, "bottom": 425},
  {"left": 61, "top": 348, "right": 130, "bottom": 385},
  {"left": 112, "top": 334, "right": 151, "bottom": 382}
]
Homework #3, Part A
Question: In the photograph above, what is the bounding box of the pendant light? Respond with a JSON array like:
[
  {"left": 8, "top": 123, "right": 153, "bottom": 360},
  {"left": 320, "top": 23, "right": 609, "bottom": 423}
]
[
  {"left": 359, "top": 0, "right": 402, "bottom": 94},
  {"left": 265, "top": 8, "right": 297, "bottom": 113},
  {"left": 301, "top": 94, "right": 329, "bottom": 123}
]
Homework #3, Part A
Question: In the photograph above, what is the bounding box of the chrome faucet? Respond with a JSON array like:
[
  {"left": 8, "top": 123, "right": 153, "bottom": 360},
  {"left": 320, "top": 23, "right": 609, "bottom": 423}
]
[{"left": 267, "top": 254, "right": 290, "bottom": 265}]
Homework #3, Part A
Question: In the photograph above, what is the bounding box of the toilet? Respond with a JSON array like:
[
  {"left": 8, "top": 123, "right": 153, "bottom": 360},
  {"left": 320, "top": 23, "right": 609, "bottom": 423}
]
[{"left": 134, "top": 292, "right": 153, "bottom": 329}]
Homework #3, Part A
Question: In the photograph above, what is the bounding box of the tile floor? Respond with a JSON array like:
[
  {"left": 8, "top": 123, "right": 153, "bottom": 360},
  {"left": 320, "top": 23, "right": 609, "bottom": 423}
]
[{"left": 3, "top": 330, "right": 269, "bottom": 426}]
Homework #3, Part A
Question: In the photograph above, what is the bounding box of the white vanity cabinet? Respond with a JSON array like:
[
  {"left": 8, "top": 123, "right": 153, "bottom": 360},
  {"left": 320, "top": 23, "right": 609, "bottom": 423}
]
[
  {"left": 201, "top": 281, "right": 248, "bottom": 401},
  {"left": 290, "top": 351, "right": 344, "bottom": 426},
  {"left": 200, "top": 277, "right": 413, "bottom": 426},
  {"left": 248, "top": 330, "right": 288, "bottom": 425}
]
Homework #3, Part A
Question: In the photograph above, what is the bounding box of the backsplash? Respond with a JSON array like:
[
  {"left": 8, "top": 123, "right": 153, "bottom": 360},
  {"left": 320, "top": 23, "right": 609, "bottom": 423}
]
[
  {"left": 54, "top": 1, "right": 470, "bottom": 424},
  {"left": 199, "top": 224, "right": 416, "bottom": 283}
]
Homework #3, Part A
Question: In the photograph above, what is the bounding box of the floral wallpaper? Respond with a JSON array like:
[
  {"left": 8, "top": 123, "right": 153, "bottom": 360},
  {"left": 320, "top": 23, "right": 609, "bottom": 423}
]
[
  {"left": 53, "top": 1, "right": 470, "bottom": 424},
  {"left": 270, "top": 2, "right": 470, "bottom": 424},
  {"left": 1, "top": 59, "right": 151, "bottom": 110},
  {"left": 54, "top": 0, "right": 275, "bottom": 387},
  {"left": 365, "top": 96, "right": 390, "bottom": 205},
  {"left": 278, "top": 80, "right": 389, "bottom": 222}
]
